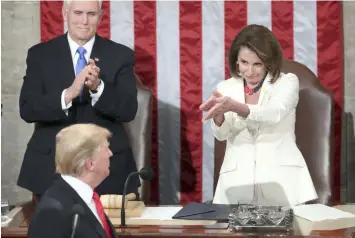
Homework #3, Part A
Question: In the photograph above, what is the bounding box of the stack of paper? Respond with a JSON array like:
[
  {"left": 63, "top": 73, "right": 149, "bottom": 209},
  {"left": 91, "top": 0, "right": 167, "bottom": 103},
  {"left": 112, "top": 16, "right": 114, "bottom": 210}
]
[
  {"left": 293, "top": 204, "right": 355, "bottom": 231},
  {"left": 110, "top": 207, "right": 217, "bottom": 226},
  {"left": 130, "top": 207, "right": 183, "bottom": 220}
]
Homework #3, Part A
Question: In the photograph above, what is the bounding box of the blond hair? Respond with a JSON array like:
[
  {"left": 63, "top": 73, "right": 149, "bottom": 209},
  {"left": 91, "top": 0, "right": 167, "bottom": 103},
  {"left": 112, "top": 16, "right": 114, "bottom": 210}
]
[{"left": 55, "top": 124, "right": 111, "bottom": 177}]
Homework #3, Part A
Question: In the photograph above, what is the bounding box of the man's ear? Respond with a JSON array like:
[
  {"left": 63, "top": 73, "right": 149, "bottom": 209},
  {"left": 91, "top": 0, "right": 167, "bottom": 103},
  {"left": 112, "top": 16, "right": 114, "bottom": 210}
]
[
  {"left": 84, "top": 158, "right": 94, "bottom": 172},
  {"left": 62, "top": 7, "right": 68, "bottom": 23},
  {"left": 98, "top": 10, "right": 104, "bottom": 25}
]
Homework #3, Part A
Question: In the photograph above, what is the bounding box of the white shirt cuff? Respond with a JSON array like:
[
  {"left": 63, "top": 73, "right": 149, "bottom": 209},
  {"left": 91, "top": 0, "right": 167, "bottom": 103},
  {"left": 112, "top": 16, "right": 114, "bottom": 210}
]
[
  {"left": 61, "top": 89, "right": 72, "bottom": 116},
  {"left": 90, "top": 80, "right": 104, "bottom": 106},
  {"left": 212, "top": 117, "right": 229, "bottom": 134},
  {"left": 211, "top": 115, "right": 231, "bottom": 141}
]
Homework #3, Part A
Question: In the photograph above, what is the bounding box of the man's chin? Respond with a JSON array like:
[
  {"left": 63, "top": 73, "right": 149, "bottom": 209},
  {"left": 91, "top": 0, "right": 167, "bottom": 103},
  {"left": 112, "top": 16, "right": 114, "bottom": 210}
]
[{"left": 76, "top": 34, "right": 95, "bottom": 42}]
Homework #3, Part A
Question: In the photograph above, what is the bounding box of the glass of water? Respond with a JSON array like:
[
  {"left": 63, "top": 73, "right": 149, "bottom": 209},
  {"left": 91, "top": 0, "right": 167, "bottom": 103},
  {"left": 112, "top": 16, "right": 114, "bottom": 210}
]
[
  {"left": 1, "top": 198, "right": 12, "bottom": 226},
  {"left": 235, "top": 205, "right": 252, "bottom": 225},
  {"left": 1, "top": 199, "right": 9, "bottom": 216}
]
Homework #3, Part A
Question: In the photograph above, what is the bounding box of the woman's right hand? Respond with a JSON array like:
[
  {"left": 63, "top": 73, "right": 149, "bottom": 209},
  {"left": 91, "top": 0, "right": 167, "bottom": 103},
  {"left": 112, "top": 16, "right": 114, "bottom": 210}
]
[
  {"left": 200, "top": 89, "right": 230, "bottom": 123},
  {"left": 200, "top": 89, "right": 223, "bottom": 124},
  {"left": 199, "top": 89, "right": 223, "bottom": 111}
]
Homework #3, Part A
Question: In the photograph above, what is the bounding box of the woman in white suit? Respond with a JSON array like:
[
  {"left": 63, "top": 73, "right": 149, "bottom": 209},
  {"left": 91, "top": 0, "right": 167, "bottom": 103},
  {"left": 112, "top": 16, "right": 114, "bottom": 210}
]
[{"left": 200, "top": 24, "right": 318, "bottom": 206}]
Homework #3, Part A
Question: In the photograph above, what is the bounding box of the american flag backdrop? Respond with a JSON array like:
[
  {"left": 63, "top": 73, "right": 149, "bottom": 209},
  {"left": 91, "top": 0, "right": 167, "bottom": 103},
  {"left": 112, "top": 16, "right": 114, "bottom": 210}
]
[{"left": 40, "top": 0, "right": 343, "bottom": 205}]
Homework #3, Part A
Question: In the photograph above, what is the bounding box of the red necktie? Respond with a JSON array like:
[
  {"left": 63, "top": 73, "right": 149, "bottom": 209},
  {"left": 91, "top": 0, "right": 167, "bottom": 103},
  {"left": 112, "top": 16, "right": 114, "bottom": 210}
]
[{"left": 93, "top": 191, "right": 113, "bottom": 238}]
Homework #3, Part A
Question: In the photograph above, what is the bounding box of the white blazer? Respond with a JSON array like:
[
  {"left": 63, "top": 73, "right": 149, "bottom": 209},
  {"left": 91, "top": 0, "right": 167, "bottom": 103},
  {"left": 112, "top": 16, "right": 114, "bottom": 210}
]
[{"left": 212, "top": 73, "right": 318, "bottom": 206}]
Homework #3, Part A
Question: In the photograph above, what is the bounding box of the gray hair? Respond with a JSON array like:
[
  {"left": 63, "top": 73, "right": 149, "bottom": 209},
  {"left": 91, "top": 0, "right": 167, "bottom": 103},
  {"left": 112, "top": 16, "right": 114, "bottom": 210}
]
[{"left": 63, "top": 0, "right": 102, "bottom": 9}]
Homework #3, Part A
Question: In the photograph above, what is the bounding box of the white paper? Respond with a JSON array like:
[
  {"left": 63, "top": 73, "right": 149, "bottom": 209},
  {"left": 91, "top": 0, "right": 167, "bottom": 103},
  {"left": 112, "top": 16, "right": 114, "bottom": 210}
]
[
  {"left": 129, "top": 207, "right": 183, "bottom": 220},
  {"left": 293, "top": 204, "right": 355, "bottom": 222},
  {"left": 334, "top": 204, "right": 355, "bottom": 215}
]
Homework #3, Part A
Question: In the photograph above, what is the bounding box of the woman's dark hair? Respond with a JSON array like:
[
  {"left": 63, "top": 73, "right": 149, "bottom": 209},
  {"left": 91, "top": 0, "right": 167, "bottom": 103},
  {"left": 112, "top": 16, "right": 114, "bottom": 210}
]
[{"left": 228, "top": 24, "right": 283, "bottom": 83}]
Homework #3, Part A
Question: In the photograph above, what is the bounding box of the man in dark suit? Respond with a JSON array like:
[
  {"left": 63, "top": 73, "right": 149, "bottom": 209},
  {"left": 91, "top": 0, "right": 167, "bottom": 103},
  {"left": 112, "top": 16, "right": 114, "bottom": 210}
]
[
  {"left": 28, "top": 123, "right": 118, "bottom": 238},
  {"left": 17, "top": 0, "right": 140, "bottom": 198}
]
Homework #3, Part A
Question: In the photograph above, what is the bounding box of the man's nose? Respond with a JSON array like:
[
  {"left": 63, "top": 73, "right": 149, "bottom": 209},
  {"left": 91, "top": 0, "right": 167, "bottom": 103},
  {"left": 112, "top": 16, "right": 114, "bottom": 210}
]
[{"left": 81, "top": 13, "right": 89, "bottom": 24}]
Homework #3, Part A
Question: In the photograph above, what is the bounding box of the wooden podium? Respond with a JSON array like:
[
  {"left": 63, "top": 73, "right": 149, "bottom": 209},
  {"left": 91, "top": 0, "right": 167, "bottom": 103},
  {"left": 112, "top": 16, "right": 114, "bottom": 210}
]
[{"left": 2, "top": 202, "right": 355, "bottom": 238}]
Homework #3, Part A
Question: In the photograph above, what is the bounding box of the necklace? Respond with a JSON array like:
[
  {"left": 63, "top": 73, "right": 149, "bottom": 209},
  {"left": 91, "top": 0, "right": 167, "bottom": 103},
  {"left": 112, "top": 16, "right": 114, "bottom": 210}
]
[{"left": 244, "top": 78, "right": 265, "bottom": 95}]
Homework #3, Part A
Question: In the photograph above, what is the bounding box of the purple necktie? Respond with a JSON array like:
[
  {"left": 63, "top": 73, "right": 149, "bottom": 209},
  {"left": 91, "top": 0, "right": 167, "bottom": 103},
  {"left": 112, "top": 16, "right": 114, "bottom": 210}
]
[{"left": 75, "top": 46, "right": 87, "bottom": 101}]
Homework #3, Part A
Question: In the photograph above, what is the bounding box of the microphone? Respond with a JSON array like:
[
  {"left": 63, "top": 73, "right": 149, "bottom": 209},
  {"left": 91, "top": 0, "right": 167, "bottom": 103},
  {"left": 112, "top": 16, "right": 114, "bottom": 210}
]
[
  {"left": 120, "top": 166, "right": 154, "bottom": 226},
  {"left": 70, "top": 204, "right": 85, "bottom": 238},
  {"left": 138, "top": 166, "right": 154, "bottom": 181}
]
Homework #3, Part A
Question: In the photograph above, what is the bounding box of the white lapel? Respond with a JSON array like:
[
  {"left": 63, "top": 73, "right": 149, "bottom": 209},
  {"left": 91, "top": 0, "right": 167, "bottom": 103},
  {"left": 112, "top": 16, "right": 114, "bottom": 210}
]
[
  {"left": 228, "top": 77, "right": 245, "bottom": 104},
  {"left": 258, "top": 73, "right": 275, "bottom": 106}
]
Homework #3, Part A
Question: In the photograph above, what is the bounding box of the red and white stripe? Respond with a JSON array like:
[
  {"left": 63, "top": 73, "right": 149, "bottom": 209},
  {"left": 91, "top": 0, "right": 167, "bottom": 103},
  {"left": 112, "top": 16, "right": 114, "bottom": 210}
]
[{"left": 40, "top": 0, "right": 343, "bottom": 205}]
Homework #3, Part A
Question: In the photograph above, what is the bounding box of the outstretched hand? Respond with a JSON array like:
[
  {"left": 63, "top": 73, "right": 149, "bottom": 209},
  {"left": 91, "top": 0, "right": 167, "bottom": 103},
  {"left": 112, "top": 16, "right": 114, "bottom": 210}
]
[
  {"left": 199, "top": 89, "right": 223, "bottom": 111},
  {"left": 200, "top": 89, "right": 235, "bottom": 121}
]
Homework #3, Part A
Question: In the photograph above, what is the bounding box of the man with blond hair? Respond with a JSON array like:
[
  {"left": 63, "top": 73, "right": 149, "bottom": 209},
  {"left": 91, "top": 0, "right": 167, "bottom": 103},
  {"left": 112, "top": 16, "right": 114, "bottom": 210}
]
[
  {"left": 18, "top": 0, "right": 140, "bottom": 199},
  {"left": 28, "top": 123, "right": 117, "bottom": 238}
]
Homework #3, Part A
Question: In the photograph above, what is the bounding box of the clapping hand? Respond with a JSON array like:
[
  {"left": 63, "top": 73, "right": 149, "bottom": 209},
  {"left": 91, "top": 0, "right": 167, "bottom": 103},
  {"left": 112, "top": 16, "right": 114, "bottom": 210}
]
[
  {"left": 200, "top": 89, "right": 222, "bottom": 111},
  {"left": 200, "top": 89, "right": 234, "bottom": 121},
  {"left": 85, "top": 58, "right": 101, "bottom": 91}
]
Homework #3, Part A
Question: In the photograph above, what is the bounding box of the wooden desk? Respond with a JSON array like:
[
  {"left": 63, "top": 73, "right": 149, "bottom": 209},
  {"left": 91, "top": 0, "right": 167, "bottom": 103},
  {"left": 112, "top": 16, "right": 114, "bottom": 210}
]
[{"left": 2, "top": 202, "right": 355, "bottom": 238}]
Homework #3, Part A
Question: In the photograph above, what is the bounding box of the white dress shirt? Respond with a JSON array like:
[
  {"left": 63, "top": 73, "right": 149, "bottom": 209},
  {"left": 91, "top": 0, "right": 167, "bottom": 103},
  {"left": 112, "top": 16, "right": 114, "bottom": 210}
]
[
  {"left": 61, "top": 175, "right": 104, "bottom": 227},
  {"left": 61, "top": 34, "right": 105, "bottom": 115}
]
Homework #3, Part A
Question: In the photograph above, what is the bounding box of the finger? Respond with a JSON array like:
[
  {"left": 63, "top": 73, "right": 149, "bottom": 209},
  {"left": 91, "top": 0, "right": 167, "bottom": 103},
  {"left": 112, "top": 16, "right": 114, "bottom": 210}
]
[
  {"left": 92, "top": 64, "right": 100, "bottom": 73},
  {"left": 80, "top": 66, "right": 91, "bottom": 76},
  {"left": 213, "top": 89, "right": 223, "bottom": 98},
  {"left": 215, "top": 97, "right": 225, "bottom": 103},
  {"left": 90, "top": 74, "right": 100, "bottom": 82},
  {"left": 88, "top": 58, "right": 96, "bottom": 66},
  {"left": 84, "top": 74, "right": 92, "bottom": 84},
  {"left": 202, "top": 110, "right": 214, "bottom": 121},
  {"left": 88, "top": 64, "right": 99, "bottom": 72},
  {"left": 202, "top": 103, "right": 220, "bottom": 121},
  {"left": 89, "top": 65, "right": 100, "bottom": 74},
  {"left": 88, "top": 67, "right": 99, "bottom": 77},
  {"left": 200, "top": 97, "right": 216, "bottom": 110},
  {"left": 200, "top": 101, "right": 212, "bottom": 111},
  {"left": 87, "top": 65, "right": 99, "bottom": 76},
  {"left": 85, "top": 79, "right": 93, "bottom": 87},
  {"left": 200, "top": 101, "right": 209, "bottom": 110}
]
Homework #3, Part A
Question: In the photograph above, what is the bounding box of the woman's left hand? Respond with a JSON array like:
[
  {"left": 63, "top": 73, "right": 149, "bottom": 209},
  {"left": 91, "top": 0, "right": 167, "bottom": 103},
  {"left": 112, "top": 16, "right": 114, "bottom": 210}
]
[{"left": 202, "top": 96, "right": 235, "bottom": 121}]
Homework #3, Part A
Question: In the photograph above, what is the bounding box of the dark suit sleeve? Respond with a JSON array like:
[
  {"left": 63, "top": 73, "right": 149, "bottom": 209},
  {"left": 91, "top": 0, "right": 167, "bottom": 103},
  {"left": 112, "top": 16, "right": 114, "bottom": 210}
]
[
  {"left": 93, "top": 49, "right": 138, "bottom": 122},
  {"left": 28, "top": 208, "right": 70, "bottom": 238},
  {"left": 19, "top": 46, "right": 68, "bottom": 123}
]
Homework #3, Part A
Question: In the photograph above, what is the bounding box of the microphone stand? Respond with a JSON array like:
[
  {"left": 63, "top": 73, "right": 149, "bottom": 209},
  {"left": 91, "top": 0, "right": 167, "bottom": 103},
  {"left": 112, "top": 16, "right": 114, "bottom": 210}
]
[
  {"left": 70, "top": 204, "right": 84, "bottom": 238},
  {"left": 120, "top": 172, "right": 139, "bottom": 227},
  {"left": 70, "top": 215, "right": 79, "bottom": 238}
]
